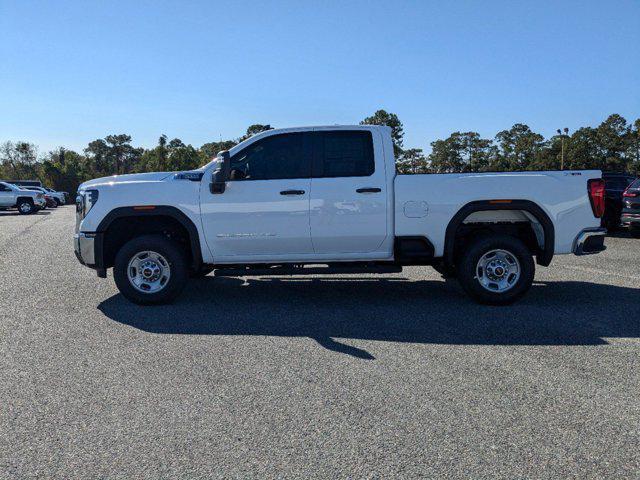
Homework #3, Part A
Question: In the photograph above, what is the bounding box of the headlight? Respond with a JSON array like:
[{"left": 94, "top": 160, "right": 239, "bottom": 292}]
[
  {"left": 84, "top": 189, "right": 99, "bottom": 215},
  {"left": 77, "top": 189, "right": 99, "bottom": 217}
]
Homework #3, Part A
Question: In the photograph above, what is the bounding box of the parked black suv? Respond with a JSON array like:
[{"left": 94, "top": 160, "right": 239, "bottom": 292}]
[
  {"left": 602, "top": 172, "right": 637, "bottom": 230},
  {"left": 621, "top": 178, "right": 640, "bottom": 237}
]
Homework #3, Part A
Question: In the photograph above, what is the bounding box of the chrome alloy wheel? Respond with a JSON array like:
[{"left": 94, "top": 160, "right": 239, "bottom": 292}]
[
  {"left": 19, "top": 202, "right": 32, "bottom": 213},
  {"left": 475, "top": 249, "right": 521, "bottom": 293},
  {"left": 127, "top": 251, "right": 171, "bottom": 294}
]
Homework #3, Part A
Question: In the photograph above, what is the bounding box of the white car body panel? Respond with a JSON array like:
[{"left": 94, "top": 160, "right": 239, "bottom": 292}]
[
  {"left": 308, "top": 126, "right": 392, "bottom": 256},
  {"left": 395, "top": 171, "right": 601, "bottom": 256},
  {"left": 199, "top": 176, "right": 314, "bottom": 259},
  {"left": 77, "top": 125, "right": 602, "bottom": 266}
]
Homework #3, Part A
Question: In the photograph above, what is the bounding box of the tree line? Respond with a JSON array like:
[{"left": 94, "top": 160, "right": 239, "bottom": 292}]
[
  {"left": 1, "top": 112, "right": 638, "bottom": 193},
  {"left": 361, "top": 110, "right": 640, "bottom": 176}
]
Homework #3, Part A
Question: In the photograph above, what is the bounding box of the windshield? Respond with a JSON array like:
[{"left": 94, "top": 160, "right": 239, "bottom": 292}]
[
  {"left": 200, "top": 155, "right": 224, "bottom": 170},
  {"left": 630, "top": 178, "right": 640, "bottom": 189}
]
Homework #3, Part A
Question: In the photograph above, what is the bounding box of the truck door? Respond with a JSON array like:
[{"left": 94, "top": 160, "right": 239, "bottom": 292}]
[
  {"left": 0, "top": 183, "right": 13, "bottom": 206},
  {"left": 309, "top": 129, "right": 388, "bottom": 254},
  {"left": 199, "top": 131, "right": 314, "bottom": 260}
]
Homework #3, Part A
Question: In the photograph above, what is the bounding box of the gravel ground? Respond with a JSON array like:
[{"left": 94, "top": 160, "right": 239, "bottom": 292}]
[{"left": 1, "top": 207, "right": 639, "bottom": 479}]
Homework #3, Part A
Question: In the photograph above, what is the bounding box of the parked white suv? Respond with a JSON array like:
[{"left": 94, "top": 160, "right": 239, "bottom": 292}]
[
  {"left": 0, "top": 181, "right": 46, "bottom": 214},
  {"left": 74, "top": 125, "right": 607, "bottom": 305}
]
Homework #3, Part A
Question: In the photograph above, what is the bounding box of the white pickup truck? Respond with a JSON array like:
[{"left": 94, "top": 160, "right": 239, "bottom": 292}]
[{"left": 74, "top": 125, "right": 607, "bottom": 305}]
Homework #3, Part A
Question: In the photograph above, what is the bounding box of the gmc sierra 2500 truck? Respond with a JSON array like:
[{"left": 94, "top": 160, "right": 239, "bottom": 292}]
[{"left": 74, "top": 125, "right": 607, "bottom": 305}]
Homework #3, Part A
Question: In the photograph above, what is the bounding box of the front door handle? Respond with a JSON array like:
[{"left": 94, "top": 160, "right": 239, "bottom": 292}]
[
  {"left": 280, "top": 189, "right": 306, "bottom": 195},
  {"left": 356, "top": 187, "right": 381, "bottom": 193}
]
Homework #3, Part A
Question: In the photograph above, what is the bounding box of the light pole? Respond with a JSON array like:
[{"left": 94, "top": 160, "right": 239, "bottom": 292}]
[{"left": 556, "top": 127, "right": 569, "bottom": 170}]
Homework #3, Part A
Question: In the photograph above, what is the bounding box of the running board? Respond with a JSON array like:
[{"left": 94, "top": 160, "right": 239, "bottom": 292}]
[{"left": 213, "top": 263, "right": 402, "bottom": 277}]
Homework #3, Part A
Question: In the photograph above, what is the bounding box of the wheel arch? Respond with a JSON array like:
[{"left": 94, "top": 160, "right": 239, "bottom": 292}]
[
  {"left": 444, "top": 200, "right": 555, "bottom": 267},
  {"left": 96, "top": 206, "right": 203, "bottom": 270}
]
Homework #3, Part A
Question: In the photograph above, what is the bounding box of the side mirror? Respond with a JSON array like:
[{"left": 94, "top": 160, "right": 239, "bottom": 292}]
[{"left": 210, "top": 151, "right": 230, "bottom": 194}]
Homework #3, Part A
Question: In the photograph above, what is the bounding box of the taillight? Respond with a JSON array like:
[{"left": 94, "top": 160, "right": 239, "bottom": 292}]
[
  {"left": 587, "top": 178, "right": 605, "bottom": 218},
  {"left": 622, "top": 187, "right": 637, "bottom": 198}
]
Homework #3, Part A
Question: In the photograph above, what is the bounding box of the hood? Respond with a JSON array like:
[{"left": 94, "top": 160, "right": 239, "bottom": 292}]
[{"left": 79, "top": 171, "right": 175, "bottom": 189}]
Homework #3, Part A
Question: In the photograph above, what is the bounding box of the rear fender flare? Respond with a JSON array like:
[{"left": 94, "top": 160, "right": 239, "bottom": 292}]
[{"left": 444, "top": 200, "right": 555, "bottom": 266}]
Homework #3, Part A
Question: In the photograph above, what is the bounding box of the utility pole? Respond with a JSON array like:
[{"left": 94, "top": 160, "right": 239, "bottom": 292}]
[{"left": 557, "top": 127, "right": 569, "bottom": 170}]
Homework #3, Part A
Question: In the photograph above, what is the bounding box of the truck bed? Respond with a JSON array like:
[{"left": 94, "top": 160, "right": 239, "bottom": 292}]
[{"left": 394, "top": 170, "right": 602, "bottom": 257}]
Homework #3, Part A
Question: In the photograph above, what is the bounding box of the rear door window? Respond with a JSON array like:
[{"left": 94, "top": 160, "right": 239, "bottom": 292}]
[{"left": 313, "top": 131, "right": 375, "bottom": 178}]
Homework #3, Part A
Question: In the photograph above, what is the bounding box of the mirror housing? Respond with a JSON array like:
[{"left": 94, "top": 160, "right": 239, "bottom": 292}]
[{"left": 210, "top": 151, "right": 230, "bottom": 194}]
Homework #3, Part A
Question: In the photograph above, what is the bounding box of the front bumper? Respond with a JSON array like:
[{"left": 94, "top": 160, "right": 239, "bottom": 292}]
[
  {"left": 573, "top": 228, "right": 607, "bottom": 255},
  {"left": 74, "top": 232, "right": 96, "bottom": 266}
]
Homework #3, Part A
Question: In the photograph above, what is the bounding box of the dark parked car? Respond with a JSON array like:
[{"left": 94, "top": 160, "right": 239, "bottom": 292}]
[
  {"left": 602, "top": 172, "right": 637, "bottom": 230},
  {"left": 621, "top": 178, "right": 640, "bottom": 237}
]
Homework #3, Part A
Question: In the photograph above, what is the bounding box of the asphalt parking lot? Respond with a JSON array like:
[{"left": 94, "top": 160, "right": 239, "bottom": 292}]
[{"left": 1, "top": 206, "right": 639, "bottom": 479}]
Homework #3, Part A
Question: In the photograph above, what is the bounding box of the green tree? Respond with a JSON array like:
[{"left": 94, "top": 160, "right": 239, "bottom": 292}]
[
  {"left": 240, "top": 124, "right": 273, "bottom": 141},
  {"left": 199, "top": 140, "right": 237, "bottom": 159},
  {"left": 397, "top": 148, "right": 428, "bottom": 174},
  {"left": 138, "top": 136, "right": 201, "bottom": 172},
  {"left": 429, "top": 132, "right": 494, "bottom": 173},
  {"left": 492, "top": 124, "right": 544, "bottom": 171},
  {"left": 0, "top": 141, "right": 39, "bottom": 180},
  {"left": 627, "top": 119, "right": 640, "bottom": 174},
  {"left": 199, "top": 124, "right": 272, "bottom": 160},
  {"left": 39, "top": 148, "right": 90, "bottom": 193},
  {"left": 361, "top": 110, "right": 404, "bottom": 157},
  {"left": 84, "top": 134, "right": 141, "bottom": 176},
  {"left": 596, "top": 114, "right": 630, "bottom": 172}
]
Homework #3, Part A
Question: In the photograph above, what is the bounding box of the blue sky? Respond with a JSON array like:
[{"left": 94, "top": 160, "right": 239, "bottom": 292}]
[{"left": 1, "top": 0, "right": 639, "bottom": 155}]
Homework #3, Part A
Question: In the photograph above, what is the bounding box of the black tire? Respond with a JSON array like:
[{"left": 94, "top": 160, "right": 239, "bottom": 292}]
[
  {"left": 113, "top": 234, "right": 189, "bottom": 305},
  {"left": 630, "top": 226, "right": 640, "bottom": 238},
  {"left": 190, "top": 266, "right": 215, "bottom": 278},
  {"left": 17, "top": 199, "right": 35, "bottom": 215},
  {"left": 54, "top": 199, "right": 62, "bottom": 206},
  {"left": 456, "top": 234, "right": 535, "bottom": 305}
]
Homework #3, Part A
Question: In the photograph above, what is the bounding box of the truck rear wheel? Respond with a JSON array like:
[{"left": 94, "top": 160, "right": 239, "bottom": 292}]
[
  {"left": 114, "top": 235, "right": 189, "bottom": 305},
  {"left": 456, "top": 234, "right": 534, "bottom": 305},
  {"left": 17, "top": 199, "right": 35, "bottom": 215}
]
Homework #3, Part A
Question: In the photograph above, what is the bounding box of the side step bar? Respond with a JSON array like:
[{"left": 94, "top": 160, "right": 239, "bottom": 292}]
[{"left": 214, "top": 263, "right": 403, "bottom": 277}]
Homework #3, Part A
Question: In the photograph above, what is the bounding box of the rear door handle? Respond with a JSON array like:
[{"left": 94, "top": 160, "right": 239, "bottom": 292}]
[
  {"left": 280, "top": 189, "right": 306, "bottom": 195},
  {"left": 356, "top": 187, "right": 381, "bottom": 193}
]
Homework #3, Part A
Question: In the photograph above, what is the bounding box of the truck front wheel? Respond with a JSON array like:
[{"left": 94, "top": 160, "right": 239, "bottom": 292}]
[
  {"left": 17, "top": 199, "right": 35, "bottom": 215},
  {"left": 456, "top": 234, "right": 534, "bottom": 305},
  {"left": 114, "top": 235, "right": 189, "bottom": 305}
]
